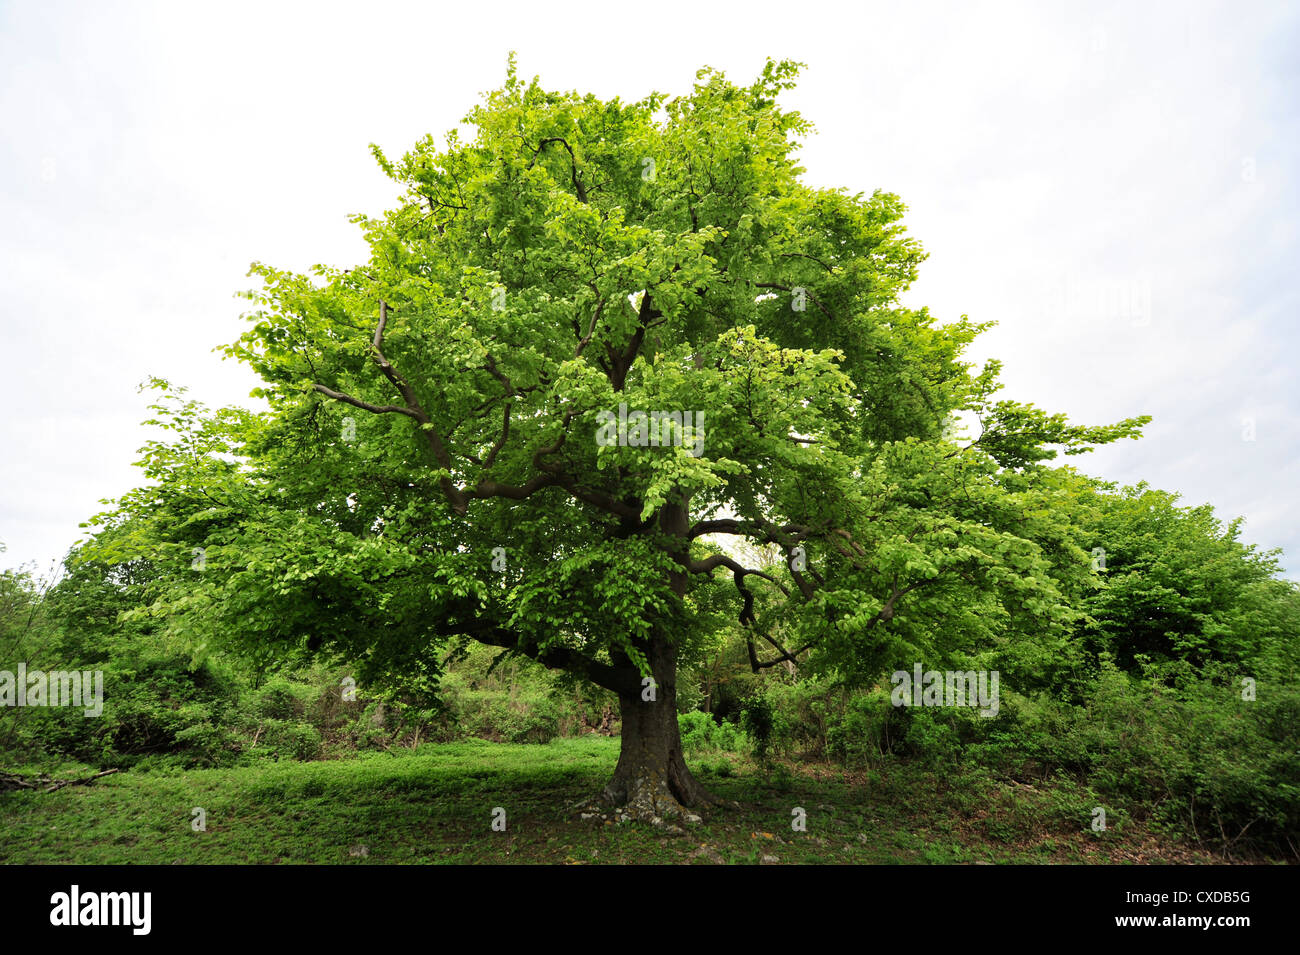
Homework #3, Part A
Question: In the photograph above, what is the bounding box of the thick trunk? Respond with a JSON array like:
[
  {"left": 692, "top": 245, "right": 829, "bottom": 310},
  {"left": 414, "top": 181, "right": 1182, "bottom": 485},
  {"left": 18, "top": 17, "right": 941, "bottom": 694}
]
[
  {"left": 602, "top": 636, "right": 717, "bottom": 817},
  {"left": 600, "top": 494, "right": 717, "bottom": 818}
]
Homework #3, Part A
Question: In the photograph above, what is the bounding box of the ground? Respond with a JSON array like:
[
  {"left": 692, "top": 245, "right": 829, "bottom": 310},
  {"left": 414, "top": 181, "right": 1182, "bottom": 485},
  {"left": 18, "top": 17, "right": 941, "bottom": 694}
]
[{"left": 0, "top": 738, "right": 1233, "bottom": 864}]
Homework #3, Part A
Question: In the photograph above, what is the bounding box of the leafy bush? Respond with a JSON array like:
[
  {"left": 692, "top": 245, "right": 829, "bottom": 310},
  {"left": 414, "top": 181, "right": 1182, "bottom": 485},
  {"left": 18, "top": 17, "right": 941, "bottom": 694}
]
[
  {"left": 172, "top": 721, "right": 242, "bottom": 767},
  {"left": 254, "top": 680, "right": 301, "bottom": 720},
  {"left": 435, "top": 686, "right": 563, "bottom": 744},
  {"left": 679, "top": 711, "right": 750, "bottom": 754},
  {"left": 257, "top": 719, "right": 323, "bottom": 760},
  {"left": 740, "top": 695, "right": 777, "bottom": 763},
  {"left": 825, "top": 688, "right": 902, "bottom": 769},
  {"left": 762, "top": 679, "right": 836, "bottom": 757},
  {"left": 16, "top": 655, "right": 239, "bottom": 768},
  {"left": 965, "top": 662, "right": 1300, "bottom": 855}
]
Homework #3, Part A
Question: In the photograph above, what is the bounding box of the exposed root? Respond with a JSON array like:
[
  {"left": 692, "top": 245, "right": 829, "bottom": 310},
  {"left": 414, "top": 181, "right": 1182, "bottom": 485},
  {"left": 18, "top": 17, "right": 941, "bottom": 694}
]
[{"left": 604, "top": 769, "right": 686, "bottom": 821}]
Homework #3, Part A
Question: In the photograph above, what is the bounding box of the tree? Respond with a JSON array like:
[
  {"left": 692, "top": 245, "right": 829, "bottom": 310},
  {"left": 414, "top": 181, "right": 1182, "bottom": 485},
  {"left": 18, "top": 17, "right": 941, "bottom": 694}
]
[
  {"left": 1072, "top": 482, "right": 1300, "bottom": 673},
  {"left": 86, "top": 57, "right": 1149, "bottom": 818}
]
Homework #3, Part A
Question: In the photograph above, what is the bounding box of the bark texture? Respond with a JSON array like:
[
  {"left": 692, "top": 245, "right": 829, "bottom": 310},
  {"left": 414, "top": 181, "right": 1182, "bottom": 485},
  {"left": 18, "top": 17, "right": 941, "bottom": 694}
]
[{"left": 602, "top": 634, "right": 717, "bottom": 817}]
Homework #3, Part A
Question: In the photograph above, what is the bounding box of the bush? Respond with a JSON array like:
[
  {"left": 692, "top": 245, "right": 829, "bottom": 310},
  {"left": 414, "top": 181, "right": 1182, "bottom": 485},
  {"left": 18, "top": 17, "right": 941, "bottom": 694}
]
[
  {"left": 257, "top": 720, "right": 322, "bottom": 760},
  {"left": 172, "top": 721, "right": 242, "bottom": 767},
  {"left": 435, "top": 686, "right": 563, "bottom": 744},
  {"left": 825, "top": 688, "right": 899, "bottom": 769},
  {"left": 740, "top": 695, "right": 777, "bottom": 763},
  {"left": 763, "top": 679, "right": 836, "bottom": 757},
  {"left": 679, "top": 711, "right": 750, "bottom": 754},
  {"left": 16, "top": 655, "right": 239, "bottom": 767},
  {"left": 254, "top": 680, "right": 302, "bottom": 720},
  {"left": 969, "top": 662, "right": 1300, "bottom": 856}
]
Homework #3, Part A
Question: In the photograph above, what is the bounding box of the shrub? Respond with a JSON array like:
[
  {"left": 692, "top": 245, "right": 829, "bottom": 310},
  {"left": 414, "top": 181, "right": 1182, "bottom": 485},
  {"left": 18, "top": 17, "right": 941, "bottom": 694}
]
[
  {"left": 740, "top": 695, "right": 777, "bottom": 763},
  {"left": 258, "top": 720, "right": 322, "bottom": 760},
  {"left": 679, "top": 710, "right": 750, "bottom": 755},
  {"left": 254, "top": 680, "right": 301, "bottom": 720},
  {"left": 763, "top": 679, "right": 836, "bottom": 757},
  {"left": 172, "top": 721, "right": 242, "bottom": 767},
  {"left": 17, "top": 655, "right": 239, "bottom": 767},
  {"left": 825, "top": 689, "right": 898, "bottom": 769}
]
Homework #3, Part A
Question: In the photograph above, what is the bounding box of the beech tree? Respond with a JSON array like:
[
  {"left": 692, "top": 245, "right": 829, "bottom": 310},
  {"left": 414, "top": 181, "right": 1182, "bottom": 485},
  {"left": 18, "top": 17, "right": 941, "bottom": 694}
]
[{"left": 86, "top": 58, "right": 1149, "bottom": 817}]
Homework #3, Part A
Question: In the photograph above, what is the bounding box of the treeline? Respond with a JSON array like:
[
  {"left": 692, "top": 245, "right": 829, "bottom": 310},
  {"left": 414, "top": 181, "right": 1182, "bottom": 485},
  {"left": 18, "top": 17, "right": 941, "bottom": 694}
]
[{"left": 2, "top": 480, "right": 1298, "bottom": 858}]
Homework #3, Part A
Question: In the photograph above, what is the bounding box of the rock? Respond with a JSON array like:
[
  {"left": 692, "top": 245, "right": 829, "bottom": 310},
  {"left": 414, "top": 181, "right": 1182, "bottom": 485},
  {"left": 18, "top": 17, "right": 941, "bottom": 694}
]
[
  {"left": 664, "top": 824, "right": 686, "bottom": 836},
  {"left": 348, "top": 844, "right": 369, "bottom": 858},
  {"left": 580, "top": 812, "right": 597, "bottom": 820},
  {"left": 688, "top": 845, "right": 726, "bottom": 865},
  {"left": 684, "top": 813, "right": 703, "bottom": 827},
  {"left": 760, "top": 854, "right": 780, "bottom": 865}
]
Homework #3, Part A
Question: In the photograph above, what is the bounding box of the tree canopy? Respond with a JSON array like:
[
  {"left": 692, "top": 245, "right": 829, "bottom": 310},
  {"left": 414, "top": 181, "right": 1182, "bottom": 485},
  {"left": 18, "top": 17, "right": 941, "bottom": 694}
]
[{"left": 78, "top": 57, "right": 1154, "bottom": 815}]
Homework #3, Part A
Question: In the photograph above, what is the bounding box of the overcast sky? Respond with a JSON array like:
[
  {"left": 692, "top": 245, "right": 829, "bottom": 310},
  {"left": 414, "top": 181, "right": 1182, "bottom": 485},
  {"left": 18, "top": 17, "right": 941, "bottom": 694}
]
[{"left": 1, "top": 0, "right": 1296, "bottom": 580}]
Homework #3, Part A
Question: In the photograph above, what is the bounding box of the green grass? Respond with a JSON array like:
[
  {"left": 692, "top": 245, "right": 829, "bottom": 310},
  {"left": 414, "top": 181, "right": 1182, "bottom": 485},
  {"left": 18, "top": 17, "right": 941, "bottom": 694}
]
[{"left": 0, "top": 738, "right": 1224, "bottom": 864}]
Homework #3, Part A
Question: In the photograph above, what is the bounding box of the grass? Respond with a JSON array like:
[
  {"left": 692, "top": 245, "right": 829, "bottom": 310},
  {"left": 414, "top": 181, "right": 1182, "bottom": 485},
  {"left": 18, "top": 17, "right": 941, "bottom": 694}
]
[{"left": 0, "top": 737, "right": 1225, "bottom": 864}]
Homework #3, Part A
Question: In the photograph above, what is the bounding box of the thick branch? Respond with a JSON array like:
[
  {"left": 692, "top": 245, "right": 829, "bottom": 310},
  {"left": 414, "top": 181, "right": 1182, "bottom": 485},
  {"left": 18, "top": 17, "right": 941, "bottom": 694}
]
[
  {"left": 600, "top": 291, "right": 656, "bottom": 391},
  {"left": 470, "top": 624, "right": 640, "bottom": 696},
  {"left": 316, "top": 303, "right": 644, "bottom": 521}
]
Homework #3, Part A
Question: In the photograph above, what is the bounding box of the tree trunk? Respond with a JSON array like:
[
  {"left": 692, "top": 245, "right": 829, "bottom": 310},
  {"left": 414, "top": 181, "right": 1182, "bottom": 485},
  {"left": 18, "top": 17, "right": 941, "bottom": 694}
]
[
  {"left": 600, "top": 494, "right": 718, "bottom": 818},
  {"left": 603, "top": 641, "right": 717, "bottom": 817}
]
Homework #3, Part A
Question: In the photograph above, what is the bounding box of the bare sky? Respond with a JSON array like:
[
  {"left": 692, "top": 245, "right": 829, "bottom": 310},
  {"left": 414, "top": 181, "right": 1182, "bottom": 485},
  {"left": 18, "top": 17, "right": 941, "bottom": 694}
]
[{"left": 1, "top": 0, "right": 1296, "bottom": 578}]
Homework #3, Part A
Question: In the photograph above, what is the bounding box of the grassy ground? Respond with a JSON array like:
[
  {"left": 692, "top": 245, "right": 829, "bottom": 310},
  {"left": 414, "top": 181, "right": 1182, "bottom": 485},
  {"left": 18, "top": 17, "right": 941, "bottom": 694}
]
[{"left": 0, "top": 737, "right": 1225, "bottom": 864}]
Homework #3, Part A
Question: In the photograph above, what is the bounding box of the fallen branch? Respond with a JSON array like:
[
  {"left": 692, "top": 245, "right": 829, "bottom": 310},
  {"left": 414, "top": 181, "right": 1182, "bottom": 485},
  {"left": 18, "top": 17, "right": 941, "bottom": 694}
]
[
  {"left": 44, "top": 768, "right": 120, "bottom": 792},
  {"left": 0, "top": 768, "right": 120, "bottom": 793}
]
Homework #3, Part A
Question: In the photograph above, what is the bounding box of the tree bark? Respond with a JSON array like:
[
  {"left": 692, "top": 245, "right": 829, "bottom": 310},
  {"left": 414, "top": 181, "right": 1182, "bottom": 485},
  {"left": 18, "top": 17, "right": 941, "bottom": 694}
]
[
  {"left": 602, "top": 632, "right": 718, "bottom": 817},
  {"left": 600, "top": 493, "right": 720, "bottom": 817}
]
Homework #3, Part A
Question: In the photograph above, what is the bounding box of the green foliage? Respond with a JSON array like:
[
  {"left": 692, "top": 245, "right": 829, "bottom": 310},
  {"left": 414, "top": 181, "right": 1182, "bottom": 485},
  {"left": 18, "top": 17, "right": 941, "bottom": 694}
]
[
  {"left": 824, "top": 688, "right": 899, "bottom": 769},
  {"left": 69, "top": 58, "right": 1153, "bottom": 737},
  {"left": 256, "top": 720, "right": 323, "bottom": 761},
  {"left": 254, "top": 679, "right": 302, "bottom": 721},
  {"left": 439, "top": 687, "right": 564, "bottom": 744},
  {"left": 739, "top": 694, "right": 776, "bottom": 763},
  {"left": 16, "top": 653, "right": 240, "bottom": 769},
  {"left": 678, "top": 711, "right": 749, "bottom": 755},
  {"left": 3, "top": 57, "right": 1293, "bottom": 857},
  {"left": 759, "top": 679, "right": 834, "bottom": 757},
  {"left": 1022, "top": 663, "right": 1300, "bottom": 852},
  {"left": 1072, "top": 483, "right": 1300, "bottom": 674}
]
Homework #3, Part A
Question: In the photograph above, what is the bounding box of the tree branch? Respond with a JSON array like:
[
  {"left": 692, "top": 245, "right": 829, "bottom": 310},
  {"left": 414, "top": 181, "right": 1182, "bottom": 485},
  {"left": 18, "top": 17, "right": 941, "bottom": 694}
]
[{"left": 311, "top": 384, "right": 418, "bottom": 419}]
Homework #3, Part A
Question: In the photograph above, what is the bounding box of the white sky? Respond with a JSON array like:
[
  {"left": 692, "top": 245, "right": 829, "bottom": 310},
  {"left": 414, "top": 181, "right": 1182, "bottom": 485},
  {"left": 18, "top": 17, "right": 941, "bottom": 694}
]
[{"left": 1, "top": 0, "right": 1297, "bottom": 578}]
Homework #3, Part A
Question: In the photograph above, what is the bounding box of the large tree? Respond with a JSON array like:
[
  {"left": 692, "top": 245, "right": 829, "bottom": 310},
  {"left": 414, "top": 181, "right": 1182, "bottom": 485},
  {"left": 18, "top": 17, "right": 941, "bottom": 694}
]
[{"left": 88, "top": 58, "right": 1149, "bottom": 817}]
